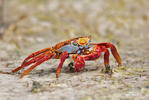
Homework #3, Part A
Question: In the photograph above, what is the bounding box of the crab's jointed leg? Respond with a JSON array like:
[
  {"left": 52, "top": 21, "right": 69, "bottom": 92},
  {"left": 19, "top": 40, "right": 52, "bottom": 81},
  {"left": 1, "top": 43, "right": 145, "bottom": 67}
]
[
  {"left": 13, "top": 53, "right": 45, "bottom": 72},
  {"left": 20, "top": 53, "right": 54, "bottom": 78},
  {"left": 21, "top": 48, "right": 52, "bottom": 65},
  {"left": 91, "top": 43, "right": 122, "bottom": 66},
  {"left": 104, "top": 48, "right": 110, "bottom": 67},
  {"left": 56, "top": 51, "right": 69, "bottom": 78},
  {"left": 12, "top": 48, "right": 53, "bottom": 73},
  {"left": 103, "top": 48, "right": 111, "bottom": 73}
]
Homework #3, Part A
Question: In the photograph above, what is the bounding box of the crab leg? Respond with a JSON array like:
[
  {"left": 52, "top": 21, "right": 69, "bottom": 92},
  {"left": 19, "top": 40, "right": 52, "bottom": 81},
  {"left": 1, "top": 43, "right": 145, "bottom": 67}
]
[
  {"left": 104, "top": 48, "right": 110, "bottom": 67},
  {"left": 109, "top": 44, "right": 121, "bottom": 66},
  {"left": 91, "top": 43, "right": 122, "bottom": 66},
  {"left": 20, "top": 54, "right": 54, "bottom": 78},
  {"left": 12, "top": 53, "right": 45, "bottom": 72},
  {"left": 21, "top": 48, "right": 52, "bottom": 65},
  {"left": 56, "top": 51, "right": 69, "bottom": 78},
  {"left": 12, "top": 50, "right": 52, "bottom": 72},
  {"left": 103, "top": 48, "right": 112, "bottom": 72}
]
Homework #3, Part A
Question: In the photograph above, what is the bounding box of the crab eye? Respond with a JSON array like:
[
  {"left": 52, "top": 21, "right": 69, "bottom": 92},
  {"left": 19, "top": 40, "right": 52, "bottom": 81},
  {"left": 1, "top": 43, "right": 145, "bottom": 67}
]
[
  {"left": 85, "top": 45, "right": 88, "bottom": 48},
  {"left": 77, "top": 43, "right": 80, "bottom": 47}
]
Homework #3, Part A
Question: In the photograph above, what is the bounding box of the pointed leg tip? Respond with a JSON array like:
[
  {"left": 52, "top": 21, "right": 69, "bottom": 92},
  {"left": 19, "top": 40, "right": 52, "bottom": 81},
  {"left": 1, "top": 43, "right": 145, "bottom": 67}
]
[
  {"left": 20, "top": 76, "right": 24, "bottom": 78},
  {"left": 105, "top": 66, "right": 111, "bottom": 73},
  {"left": 20, "top": 74, "right": 27, "bottom": 78},
  {"left": 118, "top": 63, "right": 122, "bottom": 67},
  {"left": 12, "top": 70, "right": 15, "bottom": 73},
  {"left": 56, "top": 75, "right": 59, "bottom": 79},
  {"left": 20, "top": 73, "right": 26, "bottom": 78},
  {"left": 12, "top": 69, "right": 18, "bottom": 73},
  {"left": 101, "top": 65, "right": 112, "bottom": 75},
  {"left": 12, "top": 66, "right": 23, "bottom": 73}
]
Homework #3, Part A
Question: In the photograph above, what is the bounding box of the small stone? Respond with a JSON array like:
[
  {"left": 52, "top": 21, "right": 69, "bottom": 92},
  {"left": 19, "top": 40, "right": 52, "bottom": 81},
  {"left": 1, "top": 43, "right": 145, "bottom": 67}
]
[{"left": 31, "top": 81, "right": 42, "bottom": 93}]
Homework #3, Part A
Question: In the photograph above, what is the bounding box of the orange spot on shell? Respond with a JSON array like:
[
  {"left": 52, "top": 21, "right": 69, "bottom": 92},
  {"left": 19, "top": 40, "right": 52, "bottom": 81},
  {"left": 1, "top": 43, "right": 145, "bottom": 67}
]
[{"left": 77, "top": 38, "right": 89, "bottom": 46}]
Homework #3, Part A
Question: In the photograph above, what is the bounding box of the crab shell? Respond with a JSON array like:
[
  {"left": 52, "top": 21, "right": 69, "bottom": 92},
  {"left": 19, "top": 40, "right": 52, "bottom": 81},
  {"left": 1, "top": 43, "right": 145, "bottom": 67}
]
[{"left": 57, "top": 37, "right": 92, "bottom": 54}]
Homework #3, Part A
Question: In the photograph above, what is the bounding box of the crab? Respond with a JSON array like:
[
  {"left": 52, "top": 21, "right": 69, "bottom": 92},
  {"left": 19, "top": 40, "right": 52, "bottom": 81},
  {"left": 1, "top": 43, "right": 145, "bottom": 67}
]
[{"left": 12, "top": 36, "right": 122, "bottom": 78}]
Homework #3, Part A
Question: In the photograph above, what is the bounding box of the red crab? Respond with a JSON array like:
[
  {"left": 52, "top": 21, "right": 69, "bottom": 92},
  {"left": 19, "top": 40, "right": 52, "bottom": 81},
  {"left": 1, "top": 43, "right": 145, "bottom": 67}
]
[{"left": 12, "top": 36, "right": 122, "bottom": 78}]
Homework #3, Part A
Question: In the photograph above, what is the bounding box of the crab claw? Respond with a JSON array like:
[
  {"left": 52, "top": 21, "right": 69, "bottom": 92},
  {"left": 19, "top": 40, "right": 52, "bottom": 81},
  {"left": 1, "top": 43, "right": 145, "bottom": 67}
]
[{"left": 71, "top": 55, "right": 85, "bottom": 72}]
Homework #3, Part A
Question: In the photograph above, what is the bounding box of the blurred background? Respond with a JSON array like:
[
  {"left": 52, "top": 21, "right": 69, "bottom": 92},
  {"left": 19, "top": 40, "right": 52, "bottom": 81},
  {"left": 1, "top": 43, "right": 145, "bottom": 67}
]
[
  {"left": 0, "top": 0, "right": 149, "bottom": 100},
  {"left": 0, "top": 0, "right": 149, "bottom": 56}
]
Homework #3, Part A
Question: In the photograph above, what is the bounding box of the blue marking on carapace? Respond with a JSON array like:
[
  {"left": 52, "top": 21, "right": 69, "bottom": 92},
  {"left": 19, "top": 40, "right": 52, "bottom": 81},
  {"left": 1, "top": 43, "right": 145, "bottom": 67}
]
[
  {"left": 57, "top": 45, "right": 79, "bottom": 53},
  {"left": 57, "top": 44, "right": 96, "bottom": 54},
  {"left": 88, "top": 45, "right": 96, "bottom": 51}
]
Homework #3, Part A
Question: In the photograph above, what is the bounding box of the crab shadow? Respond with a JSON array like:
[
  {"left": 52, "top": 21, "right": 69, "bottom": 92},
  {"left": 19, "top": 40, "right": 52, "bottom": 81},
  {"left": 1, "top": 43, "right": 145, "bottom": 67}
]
[{"left": 30, "top": 65, "right": 100, "bottom": 77}]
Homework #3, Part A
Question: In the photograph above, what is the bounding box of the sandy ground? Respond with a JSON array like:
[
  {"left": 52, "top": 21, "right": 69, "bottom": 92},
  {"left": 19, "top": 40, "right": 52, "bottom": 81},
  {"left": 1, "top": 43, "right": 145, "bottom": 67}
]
[
  {"left": 0, "top": 30, "right": 149, "bottom": 100},
  {"left": 0, "top": 0, "right": 149, "bottom": 100}
]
